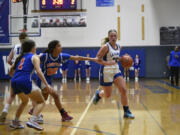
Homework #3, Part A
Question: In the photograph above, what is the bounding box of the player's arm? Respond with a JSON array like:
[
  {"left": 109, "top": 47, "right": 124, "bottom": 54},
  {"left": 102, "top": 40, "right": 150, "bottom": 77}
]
[
  {"left": 9, "top": 64, "right": 15, "bottom": 77},
  {"left": 96, "top": 45, "right": 116, "bottom": 65},
  {"left": 70, "top": 55, "right": 93, "bottom": 61},
  {"left": 7, "top": 49, "right": 14, "bottom": 65},
  {"left": 32, "top": 55, "right": 50, "bottom": 89}
]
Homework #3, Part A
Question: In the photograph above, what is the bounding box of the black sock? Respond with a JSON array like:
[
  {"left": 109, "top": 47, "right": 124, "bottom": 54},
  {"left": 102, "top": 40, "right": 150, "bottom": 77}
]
[
  {"left": 60, "top": 108, "right": 66, "bottom": 115},
  {"left": 123, "top": 106, "right": 129, "bottom": 113},
  {"left": 97, "top": 93, "right": 101, "bottom": 99}
]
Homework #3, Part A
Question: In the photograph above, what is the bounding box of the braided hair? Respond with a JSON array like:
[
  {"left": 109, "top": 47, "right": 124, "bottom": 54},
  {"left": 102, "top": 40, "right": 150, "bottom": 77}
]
[{"left": 44, "top": 40, "right": 59, "bottom": 54}]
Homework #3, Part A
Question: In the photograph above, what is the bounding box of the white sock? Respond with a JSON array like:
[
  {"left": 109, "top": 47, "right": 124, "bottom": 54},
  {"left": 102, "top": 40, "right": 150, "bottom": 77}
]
[
  {"left": 30, "top": 115, "right": 37, "bottom": 121},
  {"left": 3, "top": 104, "right": 10, "bottom": 113}
]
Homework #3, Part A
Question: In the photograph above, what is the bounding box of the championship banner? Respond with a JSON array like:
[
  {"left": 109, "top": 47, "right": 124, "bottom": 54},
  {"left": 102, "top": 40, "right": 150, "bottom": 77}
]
[
  {"left": 0, "top": 0, "right": 10, "bottom": 45},
  {"left": 96, "top": 0, "right": 114, "bottom": 7}
]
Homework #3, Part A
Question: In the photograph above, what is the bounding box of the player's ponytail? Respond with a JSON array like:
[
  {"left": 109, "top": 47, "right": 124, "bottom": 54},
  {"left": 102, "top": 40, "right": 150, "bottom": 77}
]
[
  {"left": 13, "top": 39, "right": 35, "bottom": 69},
  {"left": 44, "top": 40, "right": 59, "bottom": 54},
  {"left": 101, "top": 37, "right": 109, "bottom": 45}
]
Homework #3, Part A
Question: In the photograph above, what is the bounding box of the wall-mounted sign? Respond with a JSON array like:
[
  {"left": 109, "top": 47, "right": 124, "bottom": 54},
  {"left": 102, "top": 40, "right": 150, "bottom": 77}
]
[{"left": 96, "top": 0, "right": 114, "bottom": 7}]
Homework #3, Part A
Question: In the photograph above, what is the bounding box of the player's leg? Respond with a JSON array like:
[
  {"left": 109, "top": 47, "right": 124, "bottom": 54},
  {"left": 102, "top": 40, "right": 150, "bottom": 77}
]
[
  {"left": 0, "top": 83, "right": 16, "bottom": 122},
  {"left": 170, "top": 67, "right": 174, "bottom": 86},
  {"left": 93, "top": 86, "right": 112, "bottom": 104},
  {"left": 78, "top": 68, "right": 81, "bottom": 81},
  {"left": 175, "top": 67, "right": 179, "bottom": 86},
  {"left": 62, "top": 69, "right": 65, "bottom": 83},
  {"left": 26, "top": 89, "right": 45, "bottom": 131},
  {"left": 43, "top": 87, "right": 73, "bottom": 121},
  {"left": 114, "top": 76, "right": 134, "bottom": 119},
  {"left": 86, "top": 67, "right": 90, "bottom": 81},
  {"left": 64, "top": 70, "right": 67, "bottom": 82},
  {"left": 135, "top": 69, "right": 138, "bottom": 82},
  {"left": 74, "top": 69, "right": 77, "bottom": 81},
  {"left": 10, "top": 93, "right": 28, "bottom": 129}
]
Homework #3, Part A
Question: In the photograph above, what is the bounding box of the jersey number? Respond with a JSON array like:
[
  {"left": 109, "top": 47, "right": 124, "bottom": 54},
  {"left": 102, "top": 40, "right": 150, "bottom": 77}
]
[{"left": 18, "top": 58, "right": 25, "bottom": 70}]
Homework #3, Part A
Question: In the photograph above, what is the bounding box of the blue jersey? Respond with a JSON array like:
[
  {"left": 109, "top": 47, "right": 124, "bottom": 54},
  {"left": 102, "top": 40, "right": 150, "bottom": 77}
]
[
  {"left": 37, "top": 53, "right": 71, "bottom": 87},
  {"left": 75, "top": 60, "right": 82, "bottom": 69},
  {"left": 62, "top": 60, "right": 69, "bottom": 70},
  {"left": 134, "top": 58, "right": 141, "bottom": 69},
  {"left": 11, "top": 53, "right": 35, "bottom": 94},
  {"left": 168, "top": 51, "right": 180, "bottom": 67}
]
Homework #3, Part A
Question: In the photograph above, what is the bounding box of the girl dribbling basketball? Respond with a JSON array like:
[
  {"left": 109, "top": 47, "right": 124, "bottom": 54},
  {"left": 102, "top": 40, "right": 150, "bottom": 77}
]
[{"left": 93, "top": 29, "right": 134, "bottom": 119}]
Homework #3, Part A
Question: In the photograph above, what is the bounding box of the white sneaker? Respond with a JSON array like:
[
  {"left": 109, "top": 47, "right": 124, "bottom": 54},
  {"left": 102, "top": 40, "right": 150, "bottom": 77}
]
[
  {"left": 10, "top": 120, "right": 24, "bottom": 129},
  {"left": 62, "top": 78, "right": 65, "bottom": 83},
  {"left": 135, "top": 77, "right": 138, "bottom": 82},
  {"left": 127, "top": 77, "right": 130, "bottom": 82},
  {"left": 26, "top": 119, "right": 43, "bottom": 131},
  {"left": 36, "top": 114, "right": 43, "bottom": 124}
]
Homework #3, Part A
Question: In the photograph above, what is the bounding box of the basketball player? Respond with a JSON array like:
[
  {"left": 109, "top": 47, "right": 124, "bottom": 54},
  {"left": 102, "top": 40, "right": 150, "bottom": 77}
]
[
  {"left": 0, "top": 32, "right": 28, "bottom": 122},
  {"left": 33, "top": 40, "right": 113, "bottom": 122},
  {"left": 74, "top": 55, "right": 82, "bottom": 81},
  {"left": 93, "top": 29, "right": 135, "bottom": 119},
  {"left": 134, "top": 54, "right": 141, "bottom": 82},
  {"left": 168, "top": 46, "right": 180, "bottom": 86},
  {"left": 9, "top": 39, "right": 52, "bottom": 130},
  {"left": 61, "top": 60, "right": 69, "bottom": 83},
  {"left": 85, "top": 53, "right": 91, "bottom": 81},
  {"left": 94, "top": 37, "right": 122, "bottom": 102}
]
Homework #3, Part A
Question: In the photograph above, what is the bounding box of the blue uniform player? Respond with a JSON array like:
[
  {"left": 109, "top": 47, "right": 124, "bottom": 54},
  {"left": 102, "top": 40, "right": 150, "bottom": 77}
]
[
  {"left": 85, "top": 53, "right": 91, "bottom": 81},
  {"left": 33, "top": 40, "right": 99, "bottom": 122},
  {"left": 61, "top": 59, "right": 69, "bottom": 83},
  {"left": 134, "top": 54, "right": 141, "bottom": 82},
  {"left": 168, "top": 46, "right": 180, "bottom": 86},
  {"left": 74, "top": 55, "right": 82, "bottom": 81},
  {"left": 9, "top": 40, "right": 51, "bottom": 131}
]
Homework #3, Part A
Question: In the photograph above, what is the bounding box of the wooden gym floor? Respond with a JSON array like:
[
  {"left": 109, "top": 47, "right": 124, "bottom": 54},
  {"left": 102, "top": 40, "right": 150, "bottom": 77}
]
[{"left": 0, "top": 79, "right": 180, "bottom": 135}]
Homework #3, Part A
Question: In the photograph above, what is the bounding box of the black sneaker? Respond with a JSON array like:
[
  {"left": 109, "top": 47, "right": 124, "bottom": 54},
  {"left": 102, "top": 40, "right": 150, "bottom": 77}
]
[
  {"left": 93, "top": 89, "right": 101, "bottom": 105},
  {"left": 124, "top": 110, "right": 135, "bottom": 119}
]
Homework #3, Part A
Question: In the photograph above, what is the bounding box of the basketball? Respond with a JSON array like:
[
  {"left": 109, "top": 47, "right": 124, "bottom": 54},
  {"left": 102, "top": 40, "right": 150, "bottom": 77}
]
[{"left": 121, "top": 54, "right": 133, "bottom": 68}]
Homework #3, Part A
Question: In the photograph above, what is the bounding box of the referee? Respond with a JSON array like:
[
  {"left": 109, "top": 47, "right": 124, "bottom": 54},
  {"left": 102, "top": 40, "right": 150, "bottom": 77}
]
[{"left": 168, "top": 46, "right": 180, "bottom": 86}]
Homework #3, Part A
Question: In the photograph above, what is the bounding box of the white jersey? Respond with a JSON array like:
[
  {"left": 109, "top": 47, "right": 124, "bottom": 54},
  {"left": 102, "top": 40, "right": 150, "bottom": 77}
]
[
  {"left": 11, "top": 43, "right": 21, "bottom": 64},
  {"left": 99, "top": 42, "right": 122, "bottom": 85},
  {"left": 104, "top": 42, "right": 121, "bottom": 69},
  {"left": 85, "top": 60, "right": 90, "bottom": 66}
]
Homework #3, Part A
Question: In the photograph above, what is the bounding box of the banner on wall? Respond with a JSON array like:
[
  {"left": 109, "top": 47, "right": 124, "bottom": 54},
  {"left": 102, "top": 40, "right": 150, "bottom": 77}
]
[
  {"left": 96, "top": 0, "right": 114, "bottom": 7},
  {"left": 0, "top": 0, "right": 10, "bottom": 45},
  {"left": 31, "top": 14, "right": 87, "bottom": 28}
]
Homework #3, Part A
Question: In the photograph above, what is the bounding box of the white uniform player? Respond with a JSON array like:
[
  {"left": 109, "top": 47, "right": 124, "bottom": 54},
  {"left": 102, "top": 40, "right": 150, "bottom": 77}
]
[
  {"left": 100, "top": 42, "right": 122, "bottom": 86},
  {"left": 11, "top": 44, "right": 21, "bottom": 64},
  {"left": 0, "top": 32, "right": 28, "bottom": 122}
]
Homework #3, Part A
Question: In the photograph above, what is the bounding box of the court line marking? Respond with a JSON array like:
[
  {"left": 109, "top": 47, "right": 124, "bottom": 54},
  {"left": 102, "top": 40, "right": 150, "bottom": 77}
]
[
  {"left": 140, "top": 101, "right": 168, "bottom": 135},
  {"left": 157, "top": 80, "right": 180, "bottom": 90},
  {"left": 70, "top": 95, "right": 94, "bottom": 135},
  {"left": 0, "top": 120, "right": 116, "bottom": 135},
  {"left": 116, "top": 101, "right": 123, "bottom": 135}
]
